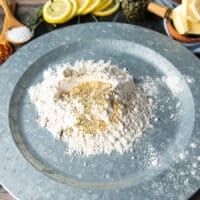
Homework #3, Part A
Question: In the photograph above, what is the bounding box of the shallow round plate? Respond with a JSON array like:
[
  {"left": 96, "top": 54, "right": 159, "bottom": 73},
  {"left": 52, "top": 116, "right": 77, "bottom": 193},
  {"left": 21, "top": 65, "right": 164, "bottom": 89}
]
[{"left": 0, "top": 22, "right": 200, "bottom": 200}]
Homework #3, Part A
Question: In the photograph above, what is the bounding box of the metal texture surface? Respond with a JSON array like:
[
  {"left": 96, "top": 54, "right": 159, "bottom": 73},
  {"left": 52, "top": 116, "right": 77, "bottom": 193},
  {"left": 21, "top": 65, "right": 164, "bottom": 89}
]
[{"left": 0, "top": 22, "right": 200, "bottom": 200}]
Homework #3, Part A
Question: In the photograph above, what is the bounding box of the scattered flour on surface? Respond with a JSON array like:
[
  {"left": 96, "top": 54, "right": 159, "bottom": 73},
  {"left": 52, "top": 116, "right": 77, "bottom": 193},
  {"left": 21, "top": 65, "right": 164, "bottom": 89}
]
[
  {"left": 163, "top": 74, "right": 194, "bottom": 96},
  {"left": 179, "top": 153, "right": 186, "bottom": 160},
  {"left": 29, "top": 60, "right": 152, "bottom": 156},
  {"left": 184, "top": 75, "right": 195, "bottom": 84},
  {"left": 179, "top": 150, "right": 189, "bottom": 160},
  {"left": 142, "top": 144, "right": 160, "bottom": 167},
  {"left": 190, "top": 143, "right": 197, "bottom": 148},
  {"left": 139, "top": 76, "right": 159, "bottom": 97},
  {"left": 162, "top": 75, "right": 184, "bottom": 95}
]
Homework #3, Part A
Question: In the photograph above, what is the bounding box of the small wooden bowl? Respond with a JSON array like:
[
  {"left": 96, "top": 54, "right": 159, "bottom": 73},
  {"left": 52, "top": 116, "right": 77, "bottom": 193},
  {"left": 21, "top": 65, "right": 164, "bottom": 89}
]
[
  {"left": 173, "top": 0, "right": 181, "bottom": 4},
  {"left": 166, "top": 19, "right": 200, "bottom": 43}
]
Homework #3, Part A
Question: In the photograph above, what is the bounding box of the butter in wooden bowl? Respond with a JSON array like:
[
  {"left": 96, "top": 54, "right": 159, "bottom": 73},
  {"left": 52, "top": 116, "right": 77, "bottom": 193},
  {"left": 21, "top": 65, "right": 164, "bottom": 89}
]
[{"left": 165, "top": 0, "right": 200, "bottom": 43}]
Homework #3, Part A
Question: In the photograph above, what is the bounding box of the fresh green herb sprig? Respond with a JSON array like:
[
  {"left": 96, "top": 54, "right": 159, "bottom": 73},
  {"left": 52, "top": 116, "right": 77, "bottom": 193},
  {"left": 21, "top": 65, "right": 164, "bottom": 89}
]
[{"left": 26, "top": 6, "right": 44, "bottom": 35}]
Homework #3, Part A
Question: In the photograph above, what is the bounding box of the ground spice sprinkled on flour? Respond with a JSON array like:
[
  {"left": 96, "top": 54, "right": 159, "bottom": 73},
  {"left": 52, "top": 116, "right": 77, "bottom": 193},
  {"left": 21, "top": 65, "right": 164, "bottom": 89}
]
[{"left": 29, "top": 60, "right": 152, "bottom": 156}]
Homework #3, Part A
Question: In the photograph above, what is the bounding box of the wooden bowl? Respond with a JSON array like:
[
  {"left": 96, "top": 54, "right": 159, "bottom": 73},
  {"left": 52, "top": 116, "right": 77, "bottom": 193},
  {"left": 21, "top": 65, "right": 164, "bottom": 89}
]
[
  {"left": 166, "top": 19, "right": 200, "bottom": 43},
  {"left": 173, "top": 0, "right": 181, "bottom": 4}
]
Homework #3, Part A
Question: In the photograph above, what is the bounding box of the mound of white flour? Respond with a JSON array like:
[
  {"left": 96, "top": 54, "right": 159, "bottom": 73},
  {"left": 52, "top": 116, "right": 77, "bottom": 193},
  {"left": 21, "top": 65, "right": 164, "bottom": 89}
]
[{"left": 29, "top": 60, "right": 152, "bottom": 156}]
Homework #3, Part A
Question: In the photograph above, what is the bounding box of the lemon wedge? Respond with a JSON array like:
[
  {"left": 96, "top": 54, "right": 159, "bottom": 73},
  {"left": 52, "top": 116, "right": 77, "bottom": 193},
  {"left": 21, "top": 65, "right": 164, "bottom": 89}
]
[
  {"left": 94, "top": 0, "right": 113, "bottom": 12},
  {"left": 43, "top": 0, "right": 72, "bottom": 24},
  {"left": 190, "top": 0, "right": 200, "bottom": 21},
  {"left": 76, "top": 0, "right": 91, "bottom": 15},
  {"left": 81, "top": 0, "right": 102, "bottom": 15},
  {"left": 93, "top": 0, "right": 120, "bottom": 16}
]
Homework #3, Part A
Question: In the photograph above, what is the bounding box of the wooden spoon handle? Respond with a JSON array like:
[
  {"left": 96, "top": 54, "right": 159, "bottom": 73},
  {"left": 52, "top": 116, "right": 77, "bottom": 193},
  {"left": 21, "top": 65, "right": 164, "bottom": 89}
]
[
  {"left": 147, "top": 2, "right": 171, "bottom": 18},
  {"left": 0, "top": 0, "right": 16, "bottom": 40},
  {"left": 0, "top": 0, "right": 14, "bottom": 18},
  {"left": 9, "top": 0, "right": 16, "bottom": 14},
  {"left": 0, "top": 0, "right": 23, "bottom": 29}
]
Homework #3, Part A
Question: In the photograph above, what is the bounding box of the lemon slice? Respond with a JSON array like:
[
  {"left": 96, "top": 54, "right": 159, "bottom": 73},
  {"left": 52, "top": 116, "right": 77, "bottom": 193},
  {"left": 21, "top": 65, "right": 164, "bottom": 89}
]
[
  {"left": 67, "top": 0, "right": 78, "bottom": 20},
  {"left": 76, "top": 0, "right": 91, "bottom": 15},
  {"left": 93, "top": 0, "right": 106, "bottom": 11},
  {"left": 190, "top": 0, "right": 200, "bottom": 21},
  {"left": 81, "top": 0, "right": 102, "bottom": 15},
  {"left": 92, "top": 0, "right": 120, "bottom": 17},
  {"left": 43, "top": 0, "right": 72, "bottom": 24},
  {"left": 94, "top": 0, "right": 113, "bottom": 12}
]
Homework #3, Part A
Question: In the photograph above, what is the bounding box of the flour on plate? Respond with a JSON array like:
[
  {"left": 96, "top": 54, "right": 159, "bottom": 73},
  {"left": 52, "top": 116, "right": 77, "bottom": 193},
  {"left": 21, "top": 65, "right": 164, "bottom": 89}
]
[{"left": 29, "top": 60, "right": 152, "bottom": 156}]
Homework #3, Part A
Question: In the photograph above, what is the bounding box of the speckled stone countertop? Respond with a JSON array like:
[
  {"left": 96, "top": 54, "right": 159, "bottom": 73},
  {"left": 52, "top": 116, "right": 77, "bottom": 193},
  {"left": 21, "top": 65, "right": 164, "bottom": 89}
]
[{"left": 0, "top": 1, "right": 200, "bottom": 200}]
